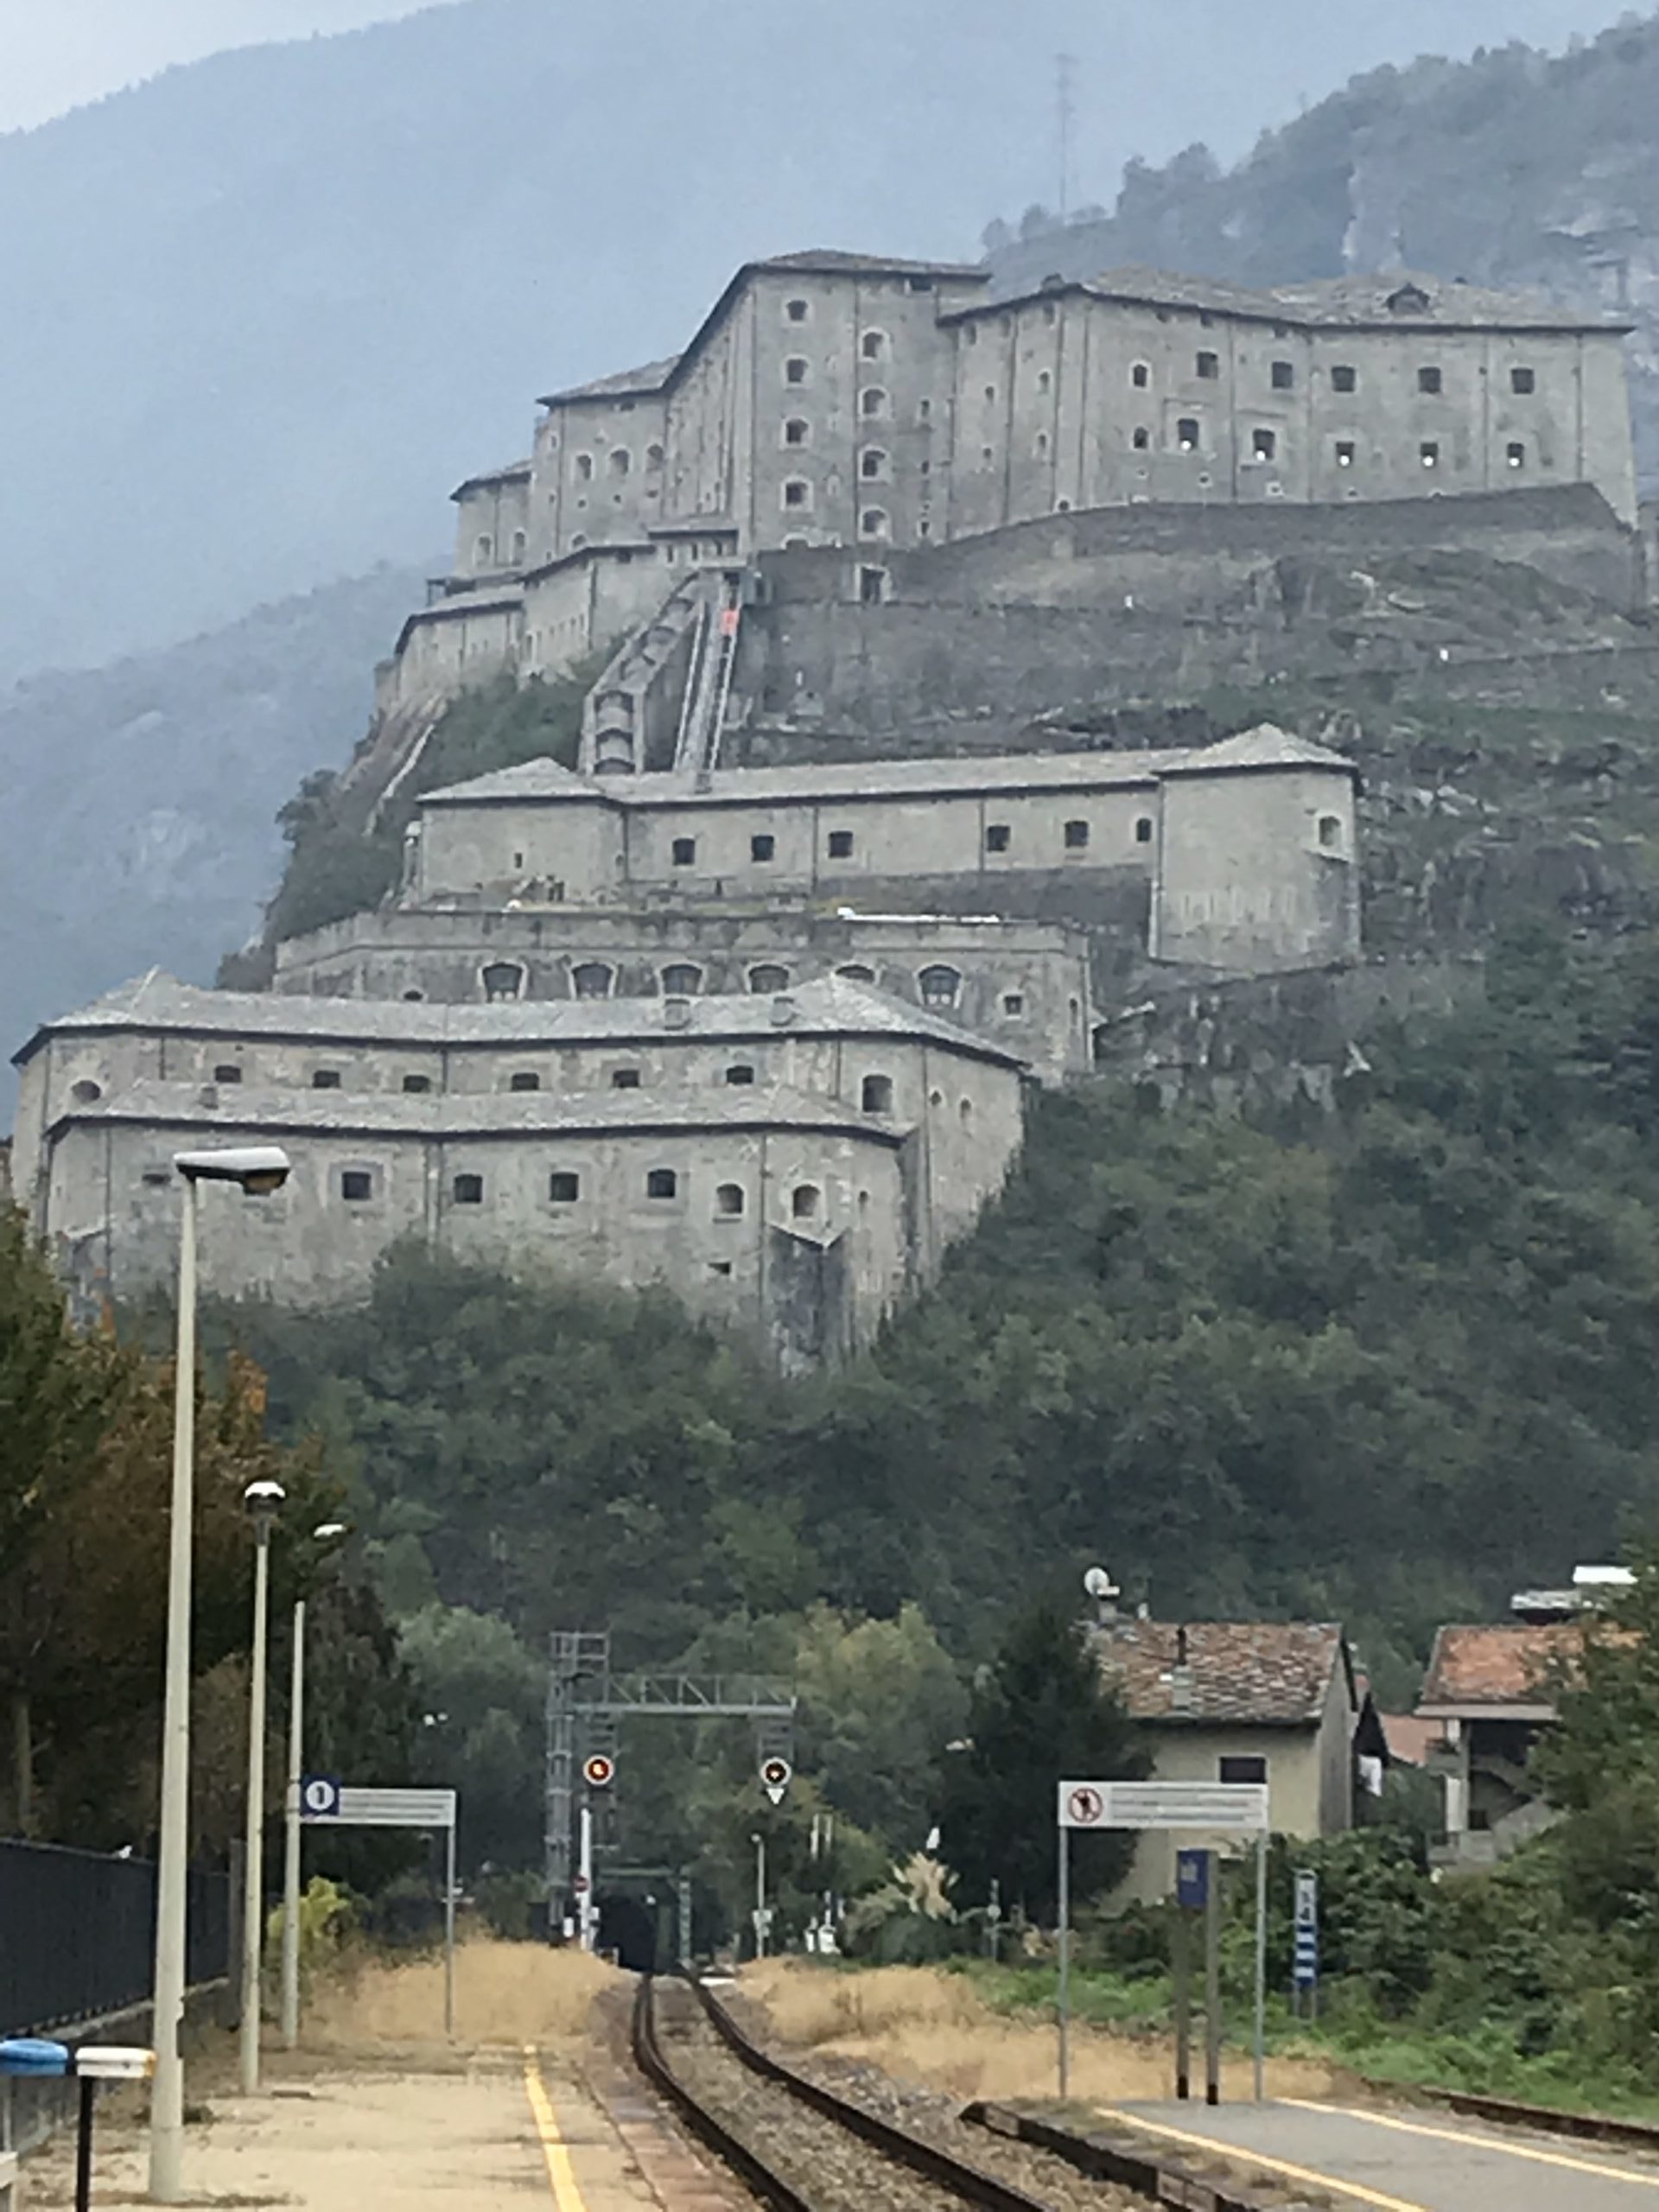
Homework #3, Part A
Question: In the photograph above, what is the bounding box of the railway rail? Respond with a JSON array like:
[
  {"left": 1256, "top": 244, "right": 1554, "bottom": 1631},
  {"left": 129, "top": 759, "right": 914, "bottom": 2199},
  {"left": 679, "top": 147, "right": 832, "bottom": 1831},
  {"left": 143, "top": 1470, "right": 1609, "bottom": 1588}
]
[{"left": 629, "top": 1974, "right": 1141, "bottom": 2212}]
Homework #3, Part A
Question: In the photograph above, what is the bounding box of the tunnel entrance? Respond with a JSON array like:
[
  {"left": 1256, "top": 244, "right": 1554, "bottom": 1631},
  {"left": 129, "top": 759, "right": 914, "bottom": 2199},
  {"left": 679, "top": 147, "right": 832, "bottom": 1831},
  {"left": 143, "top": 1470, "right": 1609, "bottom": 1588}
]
[{"left": 598, "top": 1891, "right": 660, "bottom": 1972}]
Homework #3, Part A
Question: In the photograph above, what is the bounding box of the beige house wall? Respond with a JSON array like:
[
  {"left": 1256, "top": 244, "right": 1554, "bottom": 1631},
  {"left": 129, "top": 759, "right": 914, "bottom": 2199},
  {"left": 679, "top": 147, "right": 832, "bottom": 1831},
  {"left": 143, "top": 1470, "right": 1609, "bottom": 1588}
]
[{"left": 1154, "top": 766, "right": 1358, "bottom": 970}]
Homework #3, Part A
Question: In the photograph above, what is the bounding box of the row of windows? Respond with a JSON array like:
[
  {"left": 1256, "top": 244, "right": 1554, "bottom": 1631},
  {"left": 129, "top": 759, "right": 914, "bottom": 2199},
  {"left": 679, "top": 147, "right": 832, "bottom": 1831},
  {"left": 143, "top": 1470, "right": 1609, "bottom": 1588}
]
[
  {"left": 196, "top": 1056, "right": 939, "bottom": 1110},
  {"left": 1159, "top": 419, "right": 1534, "bottom": 473},
  {"left": 569, "top": 445, "right": 665, "bottom": 482},
  {"left": 479, "top": 956, "right": 976, "bottom": 1003},
  {"left": 339, "top": 1162, "right": 830, "bottom": 1216},
  {"left": 665, "top": 817, "right": 1154, "bottom": 871}
]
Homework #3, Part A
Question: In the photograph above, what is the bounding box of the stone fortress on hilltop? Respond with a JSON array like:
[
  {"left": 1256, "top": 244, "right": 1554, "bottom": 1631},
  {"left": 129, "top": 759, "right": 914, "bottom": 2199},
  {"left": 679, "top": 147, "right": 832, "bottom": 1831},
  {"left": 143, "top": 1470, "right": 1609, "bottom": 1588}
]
[{"left": 12, "top": 246, "right": 1650, "bottom": 1364}]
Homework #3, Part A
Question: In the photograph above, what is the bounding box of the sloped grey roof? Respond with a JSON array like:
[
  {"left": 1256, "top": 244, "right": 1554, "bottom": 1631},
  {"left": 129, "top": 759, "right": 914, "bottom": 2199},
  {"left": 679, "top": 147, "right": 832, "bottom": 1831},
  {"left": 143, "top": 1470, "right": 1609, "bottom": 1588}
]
[
  {"left": 48, "top": 1077, "right": 903, "bottom": 1147},
  {"left": 759, "top": 248, "right": 987, "bottom": 279},
  {"left": 450, "top": 460, "right": 532, "bottom": 499},
  {"left": 542, "top": 354, "right": 683, "bottom": 404},
  {"left": 17, "top": 972, "right": 1026, "bottom": 1071},
  {"left": 419, "top": 726, "right": 1354, "bottom": 810}
]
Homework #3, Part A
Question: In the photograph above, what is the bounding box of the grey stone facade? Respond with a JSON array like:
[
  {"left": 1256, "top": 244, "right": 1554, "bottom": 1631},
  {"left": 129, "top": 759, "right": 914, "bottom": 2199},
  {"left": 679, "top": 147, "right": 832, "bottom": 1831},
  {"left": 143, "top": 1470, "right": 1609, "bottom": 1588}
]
[
  {"left": 379, "top": 251, "right": 1638, "bottom": 712},
  {"left": 12, "top": 976, "right": 1025, "bottom": 1369}
]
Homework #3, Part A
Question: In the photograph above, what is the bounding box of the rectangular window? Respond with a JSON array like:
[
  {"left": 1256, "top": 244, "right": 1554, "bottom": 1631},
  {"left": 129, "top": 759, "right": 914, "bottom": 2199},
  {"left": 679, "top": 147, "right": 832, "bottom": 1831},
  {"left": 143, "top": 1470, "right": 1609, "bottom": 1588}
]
[
  {"left": 1418, "top": 365, "right": 1443, "bottom": 394},
  {"left": 1219, "top": 1755, "right": 1268, "bottom": 1786},
  {"left": 453, "top": 1173, "right": 484, "bottom": 1205},
  {"left": 1251, "top": 428, "right": 1277, "bottom": 461},
  {"left": 985, "top": 823, "right": 1011, "bottom": 853},
  {"left": 402, "top": 1074, "right": 432, "bottom": 1094},
  {"left": 1332, "top": 364, "right": 1357, "bottom": 393},
  {"left": 1335, "top": 440, "right": 1357, "bottom": 468},
  {"left": 1507, "top": 441, "right": 1527, "bottom": 469},
  {"left": 549, "top": 1172, "right": 581, "bottom": 1202},
  {"left": 311, "top": 1069, "right": 341, "bottom": 1090},
  {"left": 1421, "top": 441, "right": 1440, "bottom": 469},
  {"left": 1001, "top": 992, "right": 1024, "bottom": 1014},
  {"left": 827, "top": 829, "right": 854, "bottom": 859},
  {"left": 340, "top": 1170, "right": 373, "bottom": 1203},
  {"left": 671, "top": 836, "right": 696, "bottom": 866},
  {"left": 1511, "top": 365, "right": 1536, "bottom": 394},
  {"left": 1175, "top": 417, "right": 1200, "bottom": 453},
  {"left": 612, "top": 1068, "right": 641, "bottom": 1090},
  {"left": 751, "top": 833, "right": 775, "bottom": 862},
  {"left": 1196, "top": 350, "right": 1219, "bottom": 379},
  {"left": 1270, "top": 359, "right": 1294, "bottom": 390},
  {"left": 1064, "top": 818, "right": 1090, "bottom": 849}
]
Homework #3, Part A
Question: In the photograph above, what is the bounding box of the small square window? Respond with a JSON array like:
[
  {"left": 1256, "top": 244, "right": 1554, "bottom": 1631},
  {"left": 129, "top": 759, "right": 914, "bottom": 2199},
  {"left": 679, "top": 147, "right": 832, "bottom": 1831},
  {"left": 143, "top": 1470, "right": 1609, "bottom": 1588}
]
[
  {"left": 1064, "top": 818, "right": 1090, "bottom": 849},
  {"left": 1271, "top": 359, "right": 1294, "bottom": 390},
  {"left": 986, "top": 823, "right": 1011, "bottom": 853},
  {"left": 1332, "top": 364, "right": 1357, "bottom": 393},
  {"left": 1196, "top": 350, "right": 1219, "bottom": 379},
  {"left": 340, "top": 1170, "right": 373, "bottom": 1203},
  {"left": 612, "top": 1068, "right": 641, "bottom": 1090},
  {"left": 508, "top": 1071, "right": 541, "bottom": 1092},
  {"left": 751, "top": 833, "right": 775, "bottom": 862},
  {"left": 1511, "top": 365, "right": 1536, "bottom": 394},
  {"left": 646, "top": 1167, "right": 677, "bottom": 1199},
  {"left": 827, "top": 829, "right": 854, "bottom": 859},
  {"left": 785, "top": 297, "right": 809, "bottom": 322},
  {"left": 671, "top": 836, "right": 696, "bottom": 866},
  {"left": 725, "top": 1064, "right": 755, "bottom": 1086},
  {"left": 785, "top": 357, "right": 808, "bottom": 385},
  {"left": 1418, "top": 365, "right": 1443, "bottom": 394},
  {"left": 1219, "top": 1755, "right": 1268, "bottom": 1786},
  {"left": 1001, "top": 993, "right": 1024, "bottom": 1015},
  {"left": 783, "top": 479, "right": 809, "bottom": 507},
  {"left": 213, "top": 1063, "right": 243, "bottom": 1084},
  {"left": 452, "top": 1173, "right": 484, "bottom": 1205},
  {"left": 784, "top": 418, "right": 809, "bottom": 446},
  {"left": 549, "top": 1171, "right": 581, "bottom": 1203},
  {"left": 311, "top": 1069, "right": 341, "bottom": 1090},
  {"left": 402, "top": 1074, "right": 432, "bottom": 1094}
]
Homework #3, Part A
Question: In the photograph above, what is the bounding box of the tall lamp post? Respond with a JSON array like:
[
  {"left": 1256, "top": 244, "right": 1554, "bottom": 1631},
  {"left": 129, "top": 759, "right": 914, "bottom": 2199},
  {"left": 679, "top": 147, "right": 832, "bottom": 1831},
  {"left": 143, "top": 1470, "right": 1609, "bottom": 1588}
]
[
  {"left": 751, "top": 1831, "right": 768, "bottom": 1960},
  {"left": 148, "top": 1146, "right": 290, "bottom": 2205},
  {"left": 280, "top": 1523, "right": 349, "bottom": 2051},
  {"left": 239, "top": 1478, "right": 286, "bottom": 2096}
]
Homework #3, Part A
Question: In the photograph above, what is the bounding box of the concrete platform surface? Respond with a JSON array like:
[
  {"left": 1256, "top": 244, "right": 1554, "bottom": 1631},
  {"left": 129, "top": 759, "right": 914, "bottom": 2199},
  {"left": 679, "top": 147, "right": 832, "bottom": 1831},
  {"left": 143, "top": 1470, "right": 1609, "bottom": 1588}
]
[
  {"left": 17, "top": 2047, "right": 719, "bottom": 2210},
  {"left": 1119, "top": 2097, "right": 1659, "bottom": 2212}
]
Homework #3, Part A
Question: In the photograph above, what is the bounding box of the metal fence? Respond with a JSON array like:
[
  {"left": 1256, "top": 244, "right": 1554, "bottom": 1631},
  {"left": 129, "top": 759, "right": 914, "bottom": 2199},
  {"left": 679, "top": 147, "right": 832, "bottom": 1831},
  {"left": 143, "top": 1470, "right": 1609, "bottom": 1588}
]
[{"left": 0, "top": 1839, "right": 232, "bottom": 2037}]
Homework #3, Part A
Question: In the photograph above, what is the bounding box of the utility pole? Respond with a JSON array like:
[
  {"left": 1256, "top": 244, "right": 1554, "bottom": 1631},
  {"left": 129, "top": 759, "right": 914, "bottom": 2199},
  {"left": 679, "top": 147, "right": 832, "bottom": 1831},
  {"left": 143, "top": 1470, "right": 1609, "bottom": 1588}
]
[{"left": 1056, "top": 53, "right": 1077, "bottom": 220}]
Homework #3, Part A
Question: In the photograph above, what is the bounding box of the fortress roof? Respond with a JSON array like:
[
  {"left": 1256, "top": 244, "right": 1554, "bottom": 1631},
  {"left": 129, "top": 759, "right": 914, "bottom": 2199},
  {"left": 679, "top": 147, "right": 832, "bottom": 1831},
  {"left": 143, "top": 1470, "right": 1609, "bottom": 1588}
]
[
  {"left": 17, "top": 971, "right": 1025, "bottom": 1071},
  {"left": 45, "top": 1077, "right": 906, "bottom": 1148},
  {"left": 961, "top": 264, "right": 1632, "bottom": 336},
  {"left": 544, "top": 354, "right": 683, "bottom": 404},
  {"left": 419, "top": 728, "right": 1356, "bottom": 810},
  {"left": 450, "top": 460, "right": 531, "bottom": 500}
]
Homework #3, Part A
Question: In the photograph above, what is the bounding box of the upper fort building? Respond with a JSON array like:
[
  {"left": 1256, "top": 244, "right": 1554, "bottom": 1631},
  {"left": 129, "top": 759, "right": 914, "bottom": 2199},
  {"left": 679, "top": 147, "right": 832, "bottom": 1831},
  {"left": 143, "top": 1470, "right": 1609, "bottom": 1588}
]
[{"left": 382, "top": 251, "right": 1640, "bottom": 712}]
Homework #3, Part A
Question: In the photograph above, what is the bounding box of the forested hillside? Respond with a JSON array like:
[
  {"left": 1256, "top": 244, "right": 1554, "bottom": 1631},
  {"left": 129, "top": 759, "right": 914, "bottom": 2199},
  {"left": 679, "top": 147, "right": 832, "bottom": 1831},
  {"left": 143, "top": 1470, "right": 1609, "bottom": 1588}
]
[{"left": 988, "top": 14, "right": 1659, "bottom": 486}]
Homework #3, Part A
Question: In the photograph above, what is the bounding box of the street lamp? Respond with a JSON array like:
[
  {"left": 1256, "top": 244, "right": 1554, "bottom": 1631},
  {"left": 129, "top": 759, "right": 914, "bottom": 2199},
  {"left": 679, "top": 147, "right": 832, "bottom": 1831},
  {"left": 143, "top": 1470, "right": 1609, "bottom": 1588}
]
[
  {"left": 751, "top": 1831, "right": 768, "bottom": 1960},
  {"left": 280, "top": 1522, "right": 349, "bottom": 2051},
  {"left": 149, "top": 1146, "right": 289, "bottom": 2204},
  {"left": 239, "top": 1478, "right": 285, "bottom": 2096}
]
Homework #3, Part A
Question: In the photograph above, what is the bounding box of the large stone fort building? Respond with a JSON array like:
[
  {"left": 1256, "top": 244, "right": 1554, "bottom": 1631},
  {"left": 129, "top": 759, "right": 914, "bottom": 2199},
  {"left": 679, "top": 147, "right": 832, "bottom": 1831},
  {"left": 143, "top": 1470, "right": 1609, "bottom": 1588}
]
[{"left": 11, "top": 245, "right": 1644, "bottom": 1362}]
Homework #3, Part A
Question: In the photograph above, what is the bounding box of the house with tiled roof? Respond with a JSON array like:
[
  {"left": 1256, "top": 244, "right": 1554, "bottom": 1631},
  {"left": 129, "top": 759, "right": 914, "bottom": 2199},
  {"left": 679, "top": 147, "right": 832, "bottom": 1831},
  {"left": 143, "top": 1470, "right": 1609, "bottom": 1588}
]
[
  {"left": 1091, "top": 1617, "right": 1366, "bottom": 1901},
  {"left": 1416, "top": 1618, "right": 1590, "bottom": 1868}
]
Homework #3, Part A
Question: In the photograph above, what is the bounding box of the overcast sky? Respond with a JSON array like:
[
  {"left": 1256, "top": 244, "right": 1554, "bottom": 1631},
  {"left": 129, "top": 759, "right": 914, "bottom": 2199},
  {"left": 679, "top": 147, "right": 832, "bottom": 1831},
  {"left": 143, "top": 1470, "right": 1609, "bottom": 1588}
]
[{"left": 0, "top": 0, "right": 1649, "bottom": 140}]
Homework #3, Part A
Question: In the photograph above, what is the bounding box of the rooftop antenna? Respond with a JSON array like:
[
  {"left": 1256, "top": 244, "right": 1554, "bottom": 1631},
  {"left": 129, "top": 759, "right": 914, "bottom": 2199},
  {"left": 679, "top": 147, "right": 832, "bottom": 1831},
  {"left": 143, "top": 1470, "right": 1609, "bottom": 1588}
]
[
  {"left": 1083, "top": 1563, "right": 1119, "bottom": 1624},
  {"left": 1056, "top": 52, "right": 1077, "bottom": 220}
]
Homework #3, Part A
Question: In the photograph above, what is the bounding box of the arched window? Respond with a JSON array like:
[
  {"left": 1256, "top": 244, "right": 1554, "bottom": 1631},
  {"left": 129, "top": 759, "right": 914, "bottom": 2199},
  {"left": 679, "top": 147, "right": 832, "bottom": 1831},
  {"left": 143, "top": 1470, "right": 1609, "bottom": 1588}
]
[
  {"left": 646, "top": 442, "right": 664, "bottom": 469},
  {"left": 662, "top": 963, "right": 702, "bottom": 995},
  {"left": 511, "top": 529, "right": 527, "bottom": 563},
  {"left": 1135, "top": 817, "right": 1154, "bottom": 844},
  {"left": 474, "top": 534, "right": 494, "bottom": 567},
  {"left": 860, "top": 508, "right": 890, "bottom": 539},
  {"left": 1319, "top": 814, "right": 1344, "bottom": 850},
  {"left": 785, "top": 356, "right": 810, "bottom": 385},
  {"left": 646, "top": 1167, "right": 678, "bottom": 1200},
  {"left": 571, "top": 962, "right": 613, "bottom": 1000},
  {"left": 507, "top": 1071, "right": 541, "bottom": 1092},
  {"left": 725, "top": 1064, "right": 756, "bottom": 1085},
  {"left": 481, "top": 960, "right": 526, "bottom": 1002},
  {"left": 784, "top": 417, "right": 810, "bottom": 447},
  {"left": 837, "top": 963, "right": 876, "bottom": 982},
  {"left": 1038, "top": 369, "right": 1052, "bottom": 394},
  {"left": 860, "top": 386, "right": 888, "bottom": 417},
  {"left": 610, "top": 448, "right": 631, "bottom": 477},
  {"left": 748, "top": 963, "right": 790, "bottom": 993},
  {"left": 861, "top": 329, "right": 887, "bottom": 360},
  {"left": 715, "top": 1182, "right": 745, "bottom": 1217},
  {"left": 1035, "top": 431, "right": 1049, "bottom": 457},
  {"left": 791, "top": 1184, "right": 821, "bottom": 1221},
  {"left": 860, "top": 448, "right": 888, "bottom": 480},
  {"left": 861, "top": 1073, "right": 894, "bottom": 1113},
  {"left": 918, "top": 964, "right": 961, "bottom": 1008},
  {"left": 1131, "top": 362, "right": 1150, "bottom": 388},
  {"left": 575, "top": 454, "right": 594, "bottom": 481}
]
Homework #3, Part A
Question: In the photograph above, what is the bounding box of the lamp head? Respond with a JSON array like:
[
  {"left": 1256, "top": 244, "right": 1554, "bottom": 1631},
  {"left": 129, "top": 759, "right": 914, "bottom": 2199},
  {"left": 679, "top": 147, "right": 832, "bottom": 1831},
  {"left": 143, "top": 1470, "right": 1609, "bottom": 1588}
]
[
  {"left": 243, "top": 1478, "right": 286, "bottom": 1533},
  {"left": 174, "top": 1145, "right": 291, "bottom": 1194}
]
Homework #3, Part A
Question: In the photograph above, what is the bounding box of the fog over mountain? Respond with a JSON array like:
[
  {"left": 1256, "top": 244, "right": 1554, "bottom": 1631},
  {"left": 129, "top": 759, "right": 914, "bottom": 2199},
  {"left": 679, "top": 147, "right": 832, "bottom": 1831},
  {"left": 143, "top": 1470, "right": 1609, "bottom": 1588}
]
[{"left": 0, "top": 0, "right": 1638, "bottom": 683}]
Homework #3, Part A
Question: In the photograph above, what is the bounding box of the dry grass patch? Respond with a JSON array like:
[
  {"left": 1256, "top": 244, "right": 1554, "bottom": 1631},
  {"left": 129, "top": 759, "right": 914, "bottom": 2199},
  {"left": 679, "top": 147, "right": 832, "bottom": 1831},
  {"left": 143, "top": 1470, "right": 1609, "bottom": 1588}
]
[
  {"left": 741, "top": 1958, "right": 1338, "bottom": 2107},
  {"left": 305, "top": 1937, "right": 620, "bottom": 2056}
]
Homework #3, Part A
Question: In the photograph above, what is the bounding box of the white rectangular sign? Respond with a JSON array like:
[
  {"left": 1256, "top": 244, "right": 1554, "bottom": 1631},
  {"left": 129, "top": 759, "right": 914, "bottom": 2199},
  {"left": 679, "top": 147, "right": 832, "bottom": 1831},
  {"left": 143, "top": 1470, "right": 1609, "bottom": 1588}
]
[
  {"left": 1057, "top": 1779, "right": 1270, "bottom": 1832},
  {"left": 305, "top": 1784, "right": 456, "bottom": 1829}
]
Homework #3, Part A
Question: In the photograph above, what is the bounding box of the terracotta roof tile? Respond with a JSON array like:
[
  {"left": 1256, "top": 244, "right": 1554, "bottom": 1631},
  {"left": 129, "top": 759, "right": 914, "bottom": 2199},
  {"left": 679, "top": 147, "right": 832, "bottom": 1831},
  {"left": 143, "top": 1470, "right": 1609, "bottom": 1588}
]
[
  {"left": 1092, "top": 1620, "right": 1346, "bottom": 1726},
  {"left": 1418, "top": 1622, "right": 1587, "bottom": 1713}
]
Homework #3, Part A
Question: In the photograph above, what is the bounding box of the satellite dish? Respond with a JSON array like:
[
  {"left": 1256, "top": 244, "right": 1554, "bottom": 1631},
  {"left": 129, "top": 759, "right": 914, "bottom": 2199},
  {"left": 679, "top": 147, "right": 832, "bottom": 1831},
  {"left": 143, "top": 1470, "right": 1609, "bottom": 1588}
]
[{"left": 1084, "top": 1566, "right": 1119, "bottom": 1600}]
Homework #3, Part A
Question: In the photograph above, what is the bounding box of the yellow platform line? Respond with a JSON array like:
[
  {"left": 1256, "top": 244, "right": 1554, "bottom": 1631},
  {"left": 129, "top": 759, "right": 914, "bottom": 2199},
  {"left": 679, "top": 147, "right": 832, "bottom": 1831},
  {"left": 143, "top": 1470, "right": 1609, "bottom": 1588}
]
[
  {"left": 1283, "top": 2097, "right": 1659, "bottom": 2190},
  {"left": 524, "top": 2046, "right": 592, "bottom": 2211},
  {"left": 1108, "top": 2107, "right": 1431, "bottom": 2212}
]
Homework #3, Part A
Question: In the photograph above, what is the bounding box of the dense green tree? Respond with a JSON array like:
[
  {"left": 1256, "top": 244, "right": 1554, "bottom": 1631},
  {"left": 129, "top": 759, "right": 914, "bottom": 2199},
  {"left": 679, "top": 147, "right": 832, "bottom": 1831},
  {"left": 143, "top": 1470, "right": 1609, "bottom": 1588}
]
[{"left": 933, "top": 1603, "right": 1150, "bottom": 1922}]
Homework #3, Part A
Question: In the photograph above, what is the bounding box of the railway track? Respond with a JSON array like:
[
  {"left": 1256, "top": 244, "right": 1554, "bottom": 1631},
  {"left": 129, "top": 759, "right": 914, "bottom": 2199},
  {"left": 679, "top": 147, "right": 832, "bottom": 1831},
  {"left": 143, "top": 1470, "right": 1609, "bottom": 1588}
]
[{"left": 630, "top": 1974, "right": 1139, "bottom": 2212}]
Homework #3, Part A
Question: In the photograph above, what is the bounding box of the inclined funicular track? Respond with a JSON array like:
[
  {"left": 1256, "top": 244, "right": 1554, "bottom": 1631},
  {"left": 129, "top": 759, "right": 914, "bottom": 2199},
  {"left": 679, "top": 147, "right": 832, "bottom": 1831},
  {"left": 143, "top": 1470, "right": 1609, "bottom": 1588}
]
[{"left": 631, "top": 1974, "right": 1133, "bottom": 2212}]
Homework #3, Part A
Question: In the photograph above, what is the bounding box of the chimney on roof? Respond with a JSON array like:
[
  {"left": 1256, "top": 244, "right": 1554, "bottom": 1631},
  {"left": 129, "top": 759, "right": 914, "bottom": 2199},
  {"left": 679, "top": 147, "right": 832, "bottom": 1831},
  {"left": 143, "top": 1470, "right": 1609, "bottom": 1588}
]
[{"left": 1169, "top": 1624, "right": 1195, "bottom": 1715}]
